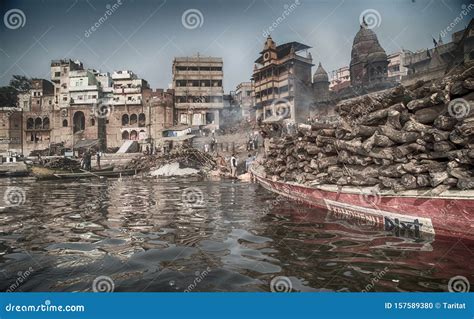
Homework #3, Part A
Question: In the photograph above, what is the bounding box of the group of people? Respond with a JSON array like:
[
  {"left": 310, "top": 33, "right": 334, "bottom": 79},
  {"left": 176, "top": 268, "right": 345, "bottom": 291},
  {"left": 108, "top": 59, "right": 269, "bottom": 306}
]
[
  {"left": 229, "top": 153, "right": 256, "bottom": 177},
  {"left": 204, "top": 137, "right": 217, "bottom": 153},
  {"left": 246, "top": 133, "right": 259, "bottom": 151},
  {"left": 80, "top": 150, "right": 101, "bottom": 171}
]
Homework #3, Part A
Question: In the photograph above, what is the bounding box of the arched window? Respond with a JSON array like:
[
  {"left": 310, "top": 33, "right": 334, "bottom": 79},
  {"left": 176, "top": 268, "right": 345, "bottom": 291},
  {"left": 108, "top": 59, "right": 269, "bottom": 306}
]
[
  {"left": 121, "top": 114, "right": 129, "bottom": 126},
  {"left": 34, "top": 118, "right": 42, "bottom": 129},
  {"left": 130, "top": 114, "right": 137, "bottom": 125},
  {"left": 73, "top": 111, "right": 85, "bottom": 133},
  {"left": 122, "top": 131, "right": 129, "bottom": 140},
  {"left": 138, "top": 113, "right": 146, "bottom": 127},
  {"left": 63, "top": 119, "right": 68, "bottom": 127},
  {"left": 91, "top": 118, "right": 95, "bottom": 126},
  {"left": 27, "top": 118, "right": 34, "bottom": 129},
  {"left": 43, "top": 117, "right": 50, "bottom": 129},
  {"left": 130, "top": 130, "right": 138, "bottom": 140}
]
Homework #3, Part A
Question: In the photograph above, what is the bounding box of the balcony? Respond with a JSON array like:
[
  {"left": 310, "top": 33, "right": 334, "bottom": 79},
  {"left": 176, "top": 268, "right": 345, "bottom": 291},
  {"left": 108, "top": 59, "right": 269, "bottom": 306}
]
[
  {"left": 175, "top": 102, "right": 224, "bottom": 110},
  {"left": 113, "top": 87, "right": 142, "bottom": 94},
  {"left": 69, "top": 85, "right": 99, "bottom": 92}
]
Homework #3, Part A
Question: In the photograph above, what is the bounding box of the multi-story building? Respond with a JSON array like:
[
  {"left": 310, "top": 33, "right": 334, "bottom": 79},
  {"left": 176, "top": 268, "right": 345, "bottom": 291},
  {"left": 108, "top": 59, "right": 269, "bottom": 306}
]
[
  {"left": 402, "top": 19, "right": 474, "bottom": 85},
  {"left": 252, "top": 36, "right": 313, "bottom": 123},
  {"left": 387, "top": 51, "right": 409, "bottom": 82},
  {"left": 2, "top": 59, "right": 175, "bottom": 156},
  {"left": 329, "top": 66, "right": 350, "bottom": 92},
  {"left": 50, "top": 59, "right": 84, "bottom": 108},
  {"left": 172, "top": 56, "right": 224, "bottom": 127},
  {"left": 235, "top": 82, "right": 254, "bottom": 120}
]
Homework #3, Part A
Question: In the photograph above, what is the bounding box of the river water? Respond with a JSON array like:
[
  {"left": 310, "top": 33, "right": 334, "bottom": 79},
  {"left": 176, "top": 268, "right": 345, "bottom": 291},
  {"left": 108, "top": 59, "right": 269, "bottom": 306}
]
[{"left": 0, "top": 176, "right": 472, "bottom": 292}]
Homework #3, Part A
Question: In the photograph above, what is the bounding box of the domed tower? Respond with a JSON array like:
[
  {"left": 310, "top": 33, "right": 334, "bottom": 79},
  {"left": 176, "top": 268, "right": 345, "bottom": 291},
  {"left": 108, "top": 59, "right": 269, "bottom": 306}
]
[
  {"left": 261, "top": 35, "right": 277, "bottom": 67},
  {"left": 350, "top": 22, "right": 388, "bottom": 86},
  {"left": 313, "top": 62, "right": 330, "bottom": 101}
]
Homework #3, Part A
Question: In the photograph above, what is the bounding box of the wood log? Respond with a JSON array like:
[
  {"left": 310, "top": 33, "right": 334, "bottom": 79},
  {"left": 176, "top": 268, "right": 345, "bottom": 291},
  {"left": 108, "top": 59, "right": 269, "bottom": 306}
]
[
  {"left": 457, "top": 178, "right": 474, "bottom": 189},
  {"left": 414, "top": 104, "right": 447, "bottom": 124},
  {"left": 433, "top": 141, "right": 455, "bottom": 153},
  {"left": 417, "top": 174, "right": 430, "bottom": 187},
  {"left": 378, "top": 126, "right": 420, "bottom": 144},
  {"left": 374, "top": 134, "right": 395, "bottom": 147},
  {"left": 434, "top": 115, "right": 457, "bottom": 130},
  {"left": 430, "top": 171, "right": 449, "bottom": 187},
  {"left": 403, "top": 118, "right": 430, "bottom": 133},
  {"left": 394, "top": 143, "right": 426, "bottom": 158},
  {"left": 401, "top": 174, "right": 418, "bottom": 189},
  {"left": 386, "top": 110, "right": 402, "bottom": 129}
]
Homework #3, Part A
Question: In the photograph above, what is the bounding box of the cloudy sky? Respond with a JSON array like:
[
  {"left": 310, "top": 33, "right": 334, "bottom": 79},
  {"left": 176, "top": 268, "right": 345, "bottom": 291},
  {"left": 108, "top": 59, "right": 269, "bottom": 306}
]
[{"left": 0, "top": 0, "right": 470, "bottom": 91}]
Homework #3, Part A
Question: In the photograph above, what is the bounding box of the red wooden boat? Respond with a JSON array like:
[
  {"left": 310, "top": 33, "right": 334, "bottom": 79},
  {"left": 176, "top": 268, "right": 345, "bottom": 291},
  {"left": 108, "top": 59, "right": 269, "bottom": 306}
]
[{"left": 251, "top": 164, "right": 474, "bottom": 242}]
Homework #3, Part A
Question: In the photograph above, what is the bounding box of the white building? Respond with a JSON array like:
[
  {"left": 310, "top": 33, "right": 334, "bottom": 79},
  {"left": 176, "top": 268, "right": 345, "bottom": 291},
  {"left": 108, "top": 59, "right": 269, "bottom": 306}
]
[{"left": 112, "top": 70, "right": 149, "bottom": 106}]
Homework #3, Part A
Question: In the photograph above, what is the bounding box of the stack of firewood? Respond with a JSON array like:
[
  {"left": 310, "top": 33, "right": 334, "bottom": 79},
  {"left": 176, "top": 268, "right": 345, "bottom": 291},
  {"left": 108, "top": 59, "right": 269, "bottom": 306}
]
[{"left": 264, "top": 66, "right": 474, "bottom": 191}]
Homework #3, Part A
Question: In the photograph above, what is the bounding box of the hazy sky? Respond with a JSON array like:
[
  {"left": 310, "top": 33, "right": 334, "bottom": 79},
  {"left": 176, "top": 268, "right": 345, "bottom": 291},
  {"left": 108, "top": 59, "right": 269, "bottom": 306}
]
[{"left": 0, "top": 0, "right": 471, "bottom": 91}]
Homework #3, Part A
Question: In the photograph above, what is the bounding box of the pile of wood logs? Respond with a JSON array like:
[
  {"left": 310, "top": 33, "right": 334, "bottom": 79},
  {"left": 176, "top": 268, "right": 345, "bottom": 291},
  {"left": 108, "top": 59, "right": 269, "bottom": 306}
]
[
  {"left": 263, "top": 66, "right": 474, "bottom": 191},
  {"left": 126, "top": 146, "right": 216, "bottom": 172}
]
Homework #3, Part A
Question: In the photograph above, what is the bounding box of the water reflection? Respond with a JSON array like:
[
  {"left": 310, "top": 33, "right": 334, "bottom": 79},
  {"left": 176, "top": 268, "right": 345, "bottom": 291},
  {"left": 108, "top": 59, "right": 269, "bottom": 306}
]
[{"left": 0, "top": 177, "right": 472, "bottom": 292}]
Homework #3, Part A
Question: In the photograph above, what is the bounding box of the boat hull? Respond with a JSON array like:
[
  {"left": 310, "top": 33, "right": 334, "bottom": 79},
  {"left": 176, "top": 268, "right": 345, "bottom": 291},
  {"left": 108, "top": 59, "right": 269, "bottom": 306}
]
[{"left": 252, "top": 170, "right": 474, "bottom": 242}]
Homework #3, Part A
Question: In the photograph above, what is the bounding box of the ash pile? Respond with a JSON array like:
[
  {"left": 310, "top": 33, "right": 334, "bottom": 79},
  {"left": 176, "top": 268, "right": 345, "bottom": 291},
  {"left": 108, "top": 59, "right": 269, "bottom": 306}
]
[{"left": 264, "top": 66, "right": 474, "bottom": 192}]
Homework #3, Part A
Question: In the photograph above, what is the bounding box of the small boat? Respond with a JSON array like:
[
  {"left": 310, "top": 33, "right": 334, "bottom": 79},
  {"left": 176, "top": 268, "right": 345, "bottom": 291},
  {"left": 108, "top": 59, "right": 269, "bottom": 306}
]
[
  {"left": 251, "top": 164, "right": 474, "bottom": 242},
  {"left": 53, "top": 169, "right": 138, "bottom": 179}
]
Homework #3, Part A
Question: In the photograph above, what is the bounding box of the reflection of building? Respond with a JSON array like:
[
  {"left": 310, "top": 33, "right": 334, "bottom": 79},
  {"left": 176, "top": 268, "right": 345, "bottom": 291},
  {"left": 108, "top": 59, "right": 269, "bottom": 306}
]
[
  {"left": 402, "top": 19, "right": 474, "bottom": 85},
  {"left": 235, "top": 82, "right": 254, "bottom": 119},
  {"left": 172, "top": 56, "right": 224, "bottom": 127},
  {"left": 252, "top": 36, "right": 313, "bottom": 123}
]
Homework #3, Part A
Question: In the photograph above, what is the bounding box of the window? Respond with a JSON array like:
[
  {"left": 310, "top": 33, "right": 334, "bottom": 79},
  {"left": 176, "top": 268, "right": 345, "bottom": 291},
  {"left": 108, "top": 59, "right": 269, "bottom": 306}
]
[
  {"left": 121, "top": 114, "right": 129, "bottom": 125},
  {"left": 55, "top": 72, "right": 60, "bottom": 77},
  {"left": 43, "top": 117, "right": 50, "bottom": 130},
  {"left": 138, "top": 113, "right": 146, "bottom": 127},
  {"left": 27, "top": 118, "right": 34, "bottom": 129},
  {"left": 130, "top": 114, "right": 137, "bottom": 125},
  {"left": 122, "top": 131, "right": 129, "bottom": 140},
  {"left": 73, "top": 111, "right": 85, "bottom": 133},
  {"left": 34, "top": 118, "right": 42, "bottom": 129},
  {"left": 91, "top": 118, "right": 95, "bottom": 126}
]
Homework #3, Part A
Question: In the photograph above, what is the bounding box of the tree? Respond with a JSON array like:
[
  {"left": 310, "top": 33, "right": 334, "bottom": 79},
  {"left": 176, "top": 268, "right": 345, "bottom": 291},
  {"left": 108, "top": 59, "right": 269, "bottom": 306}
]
[
  {"left": 0, "top": 86, "right": 18, "bottom": 107},
  {"left": 9, "top": 75, "right": 31, "bottom": 93}
]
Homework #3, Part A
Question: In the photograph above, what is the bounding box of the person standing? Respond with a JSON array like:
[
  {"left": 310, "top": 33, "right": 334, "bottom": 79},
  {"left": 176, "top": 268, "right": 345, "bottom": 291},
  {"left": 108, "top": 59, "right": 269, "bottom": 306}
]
[
  {"left": 96, "top": 151, "right": 101, "bottom": 170},
  {"left": 230, "top": 154, "right": 238, "bottom": 177}
]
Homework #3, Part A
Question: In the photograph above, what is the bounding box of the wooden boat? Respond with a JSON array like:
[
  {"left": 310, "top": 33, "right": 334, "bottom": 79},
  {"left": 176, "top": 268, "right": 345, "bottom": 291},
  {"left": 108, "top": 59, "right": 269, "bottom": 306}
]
[
  {"left": 53, "top": 169, "right": 138, "bottom": 179},
  {"left": 251, "top": 164, "right": 474, "bottom": 242}
]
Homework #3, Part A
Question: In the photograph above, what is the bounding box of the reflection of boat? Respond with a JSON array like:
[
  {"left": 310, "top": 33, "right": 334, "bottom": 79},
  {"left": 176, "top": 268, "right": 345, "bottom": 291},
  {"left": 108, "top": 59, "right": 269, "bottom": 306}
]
[{"left": 251, "top": 165, "right": 474, "bottom": 242}]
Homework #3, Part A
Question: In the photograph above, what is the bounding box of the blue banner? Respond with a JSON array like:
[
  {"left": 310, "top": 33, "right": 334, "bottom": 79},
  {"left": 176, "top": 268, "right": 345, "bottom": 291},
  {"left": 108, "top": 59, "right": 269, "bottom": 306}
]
[{"left": 0, "top": 293, "right": 472, "bottom": 319}]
